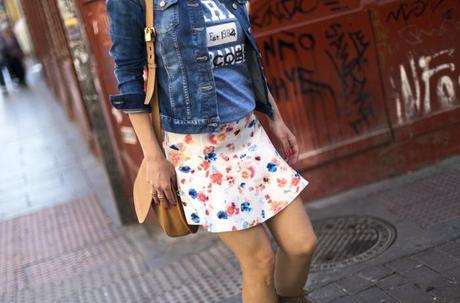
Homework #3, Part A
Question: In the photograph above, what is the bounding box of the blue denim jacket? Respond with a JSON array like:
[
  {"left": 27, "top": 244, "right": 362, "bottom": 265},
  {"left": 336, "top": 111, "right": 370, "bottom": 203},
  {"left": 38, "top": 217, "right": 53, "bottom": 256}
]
[{"left": 106, "top": 0, "right": 275, "bottom": 133}]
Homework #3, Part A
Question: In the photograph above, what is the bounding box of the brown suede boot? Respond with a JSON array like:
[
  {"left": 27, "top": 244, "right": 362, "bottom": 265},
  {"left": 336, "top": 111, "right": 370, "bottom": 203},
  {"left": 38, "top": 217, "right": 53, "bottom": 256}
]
[{"left": 277, "top": 289, "right": 313, "bottom": 303}]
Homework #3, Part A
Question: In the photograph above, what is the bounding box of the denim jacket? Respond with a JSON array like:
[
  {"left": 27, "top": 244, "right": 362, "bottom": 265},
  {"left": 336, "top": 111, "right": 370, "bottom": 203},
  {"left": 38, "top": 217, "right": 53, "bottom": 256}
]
[{"left": 106, "top": 0, "right": 275, "bottom": 133}]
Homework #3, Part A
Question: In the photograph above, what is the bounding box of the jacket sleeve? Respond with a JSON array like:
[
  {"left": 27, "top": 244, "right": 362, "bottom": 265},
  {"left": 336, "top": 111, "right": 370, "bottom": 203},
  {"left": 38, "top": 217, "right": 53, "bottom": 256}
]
[{"left": 106, "top": 0, "right": 152, "bottom": 113}]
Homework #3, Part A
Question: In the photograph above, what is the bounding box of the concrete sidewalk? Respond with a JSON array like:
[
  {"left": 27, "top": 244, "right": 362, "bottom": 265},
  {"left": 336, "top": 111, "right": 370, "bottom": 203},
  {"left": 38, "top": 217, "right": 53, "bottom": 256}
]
[{"left": 1, "top": 69, "right": 459, "bottom": 302}]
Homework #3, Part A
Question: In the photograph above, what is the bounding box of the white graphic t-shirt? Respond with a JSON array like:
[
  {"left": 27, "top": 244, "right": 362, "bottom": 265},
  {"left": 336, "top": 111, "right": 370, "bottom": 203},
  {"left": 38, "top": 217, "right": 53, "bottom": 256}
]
[{"left": 200, "top": 0, "right": 256, "bottom": 123}]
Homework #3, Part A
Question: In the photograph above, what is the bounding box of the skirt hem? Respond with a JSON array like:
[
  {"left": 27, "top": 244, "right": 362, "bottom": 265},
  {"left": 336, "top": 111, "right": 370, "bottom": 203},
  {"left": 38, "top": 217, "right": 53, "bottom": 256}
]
[{"left": 192, "top": 179, "right": 309, "bottom": 233}]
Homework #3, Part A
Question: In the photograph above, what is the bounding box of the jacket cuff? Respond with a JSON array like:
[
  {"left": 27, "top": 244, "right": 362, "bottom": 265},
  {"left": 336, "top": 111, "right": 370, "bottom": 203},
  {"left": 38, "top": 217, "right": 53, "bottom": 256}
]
[{"left": 110, "top": 93, "right": 152, "bottom": 113}]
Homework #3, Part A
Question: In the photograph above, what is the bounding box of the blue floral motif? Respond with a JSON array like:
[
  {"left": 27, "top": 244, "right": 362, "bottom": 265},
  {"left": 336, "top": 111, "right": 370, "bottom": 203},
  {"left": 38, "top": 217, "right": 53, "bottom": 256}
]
[
  {"left": 248, "top": 145, "right": 257, "bottom": 152},
  {"left": 189, "top": 188, "right": 197, "bottom": 199},
  {"left": 217, "top": 211, "right": 228, "bottom": 219},
  {"left": 169, "top": 144, "right": 180, "bottom": 151},
  {"left": 205, "top": 152, "right": 217, "bottom": 162},
  {"left": 241, "top": 202, "right": 252, "bottom": 212},
  {"left": 240, "top": 182, "right": 246, "bottom": 188},
  {"left": 239, "top": 153, "right": 247, "bottom": 159},
  {"left": 191, "top": 213, "right": 200, "bottom": 223},
  {"left": 267, "top": 162, "right": 277, "bottom": 172},
  {"left": 248, "top": 119, "right": 256, "bottom": 128},
  {"left": 179, "top": 166, "right": 191, "bottom": 173},
  {"left": 261, "top": 210, "right": 265, "bottom": 219}
]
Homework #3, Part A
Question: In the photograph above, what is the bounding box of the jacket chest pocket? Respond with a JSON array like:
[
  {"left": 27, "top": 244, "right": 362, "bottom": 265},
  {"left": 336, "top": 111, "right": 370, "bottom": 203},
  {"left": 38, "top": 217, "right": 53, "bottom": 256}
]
[{"left": 154, "top": 0, "right": 179, "bottom": 34}]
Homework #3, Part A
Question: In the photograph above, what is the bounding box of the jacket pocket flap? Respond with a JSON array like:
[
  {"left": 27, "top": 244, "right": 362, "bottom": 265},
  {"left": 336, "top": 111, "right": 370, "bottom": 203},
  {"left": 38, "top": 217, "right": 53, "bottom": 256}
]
[{"left": 154, "top": 0, "right": 179, "bottom": 10}]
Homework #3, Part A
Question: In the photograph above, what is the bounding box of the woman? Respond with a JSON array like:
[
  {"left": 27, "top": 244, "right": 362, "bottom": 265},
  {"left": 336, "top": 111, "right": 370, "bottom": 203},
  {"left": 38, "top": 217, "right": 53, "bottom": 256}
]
[{"left": 106, "top": 0, "right": 318, "bottom": 302}]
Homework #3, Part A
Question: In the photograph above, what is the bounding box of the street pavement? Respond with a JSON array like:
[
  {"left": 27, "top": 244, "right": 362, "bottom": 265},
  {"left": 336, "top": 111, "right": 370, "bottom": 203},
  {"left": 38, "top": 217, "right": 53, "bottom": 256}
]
[{"left": 0, "top": 67, "right": 459, "bottom": 303}]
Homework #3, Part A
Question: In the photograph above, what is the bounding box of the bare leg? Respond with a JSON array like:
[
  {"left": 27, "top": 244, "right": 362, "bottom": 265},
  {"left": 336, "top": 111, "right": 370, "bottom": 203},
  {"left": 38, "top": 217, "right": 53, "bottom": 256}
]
[
  {"left": 265, "top": 196, "right": 318, "bottom": 297},
  {"left": 217, "top": 225, "right": 278, "bottom": 303}
]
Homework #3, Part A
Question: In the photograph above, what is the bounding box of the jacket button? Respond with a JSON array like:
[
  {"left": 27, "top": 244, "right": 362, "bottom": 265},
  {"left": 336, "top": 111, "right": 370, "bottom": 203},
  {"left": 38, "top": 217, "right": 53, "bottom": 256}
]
[
  {"left": 208, "top": 122, "right": 218, "bottom": 127},
  {"left": 248, "top": 26, "right": 252, "bottom": 33},
  {"left": 232, "top": 3, "right": 238, "bottom": 9},
  {"left": 159, "top": 0, "right": 166, "bottom": 7}
]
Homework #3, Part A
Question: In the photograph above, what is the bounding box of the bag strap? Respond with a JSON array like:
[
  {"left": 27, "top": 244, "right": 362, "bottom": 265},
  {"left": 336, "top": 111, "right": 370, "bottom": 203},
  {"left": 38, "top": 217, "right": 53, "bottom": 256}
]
[{"left": 144, "top": 0, "right": 163, "bottom": 146}]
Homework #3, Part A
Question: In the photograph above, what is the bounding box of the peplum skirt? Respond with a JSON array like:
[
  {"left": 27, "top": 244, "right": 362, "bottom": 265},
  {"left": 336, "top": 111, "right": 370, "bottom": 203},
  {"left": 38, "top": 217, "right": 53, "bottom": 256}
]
[{"left": 162, "top": 111, "right": 309, "bottom": 233}]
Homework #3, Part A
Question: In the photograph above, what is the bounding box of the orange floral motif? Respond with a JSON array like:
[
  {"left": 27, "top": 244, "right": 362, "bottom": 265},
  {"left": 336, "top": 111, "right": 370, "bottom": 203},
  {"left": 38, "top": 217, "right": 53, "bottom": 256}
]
[
  {"left": 269, "top": 201, "right": 289, "bottom": 214},
  {"left": 277, "top": 177, "right": 287, "bottom": 187},
  {"left": 226, "top": 175, "right": 235, "bottom": 185},
  {"left": 210, "top": 172, "right": 223, "bottom": 185},
  {"left": 221, "top": 154, "right": 230, "bottom": 161},
  {"left": 203, "top": 145, "right": 215, "bottom": 154},
  {"left": 226, "top": 202, "right": 240, "bottom": 216},
  {"left": 169, "top": 151, "right": 191, "bottom": 167},
  {"left": 200, "top": 160, "right": 210, "bottom": 170},
  {"left": 241, "top": 166, "right": 255, "bottom": 179},
  {"left": 291, "top": 176, "right": 301, "bottom": 186},
  {"left": 226, "top": 143, "right": 235, "bottom": 151},
  {"left": 208, "top": 134, "right": 218, "bottom": 144},
  {"left": 198, "top": 192, "right": 209, "bottom": 202},
  {"left": 217, "top": 133, "right": 226, "bottom": 141},
  {"left": 184, "top": 134, "right": 193, "bottom": 144}
]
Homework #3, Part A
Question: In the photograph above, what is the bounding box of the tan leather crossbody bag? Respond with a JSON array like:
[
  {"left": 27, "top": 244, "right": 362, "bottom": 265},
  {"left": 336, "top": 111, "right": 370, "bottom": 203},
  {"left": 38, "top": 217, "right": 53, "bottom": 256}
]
[{"left": 132, "top": 0, "right": 199, "bottom": 237}]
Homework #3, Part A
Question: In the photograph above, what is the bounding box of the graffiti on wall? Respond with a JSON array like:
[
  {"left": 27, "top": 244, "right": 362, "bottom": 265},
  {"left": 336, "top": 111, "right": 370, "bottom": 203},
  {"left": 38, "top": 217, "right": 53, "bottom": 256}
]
[
  {"left": 385, "top": 0, "right": 460, "bottom": 46},
  {"left": 262, "top": 31, "right": 336, "bottom": 104},
  {"left": 251, "top": 0, "right": 358, "bottom": 28},
  {"left": 383, "top": 0, "right": 460, "bottom": 123},
  {"left": 325, "top": 23, "right": 374, "bottom": 134},
  {"left": 260, "top": 20, "right": 376, "bottom": 136},
  {"left": 391, "top": 49, "right": 458, "bottom": 123}
]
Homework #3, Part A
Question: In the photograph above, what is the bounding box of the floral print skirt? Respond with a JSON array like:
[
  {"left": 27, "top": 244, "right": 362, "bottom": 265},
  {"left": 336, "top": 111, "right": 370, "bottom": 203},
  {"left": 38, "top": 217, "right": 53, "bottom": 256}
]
[{"left": 162, "top": 111, "right": 309, "bottom": 233}]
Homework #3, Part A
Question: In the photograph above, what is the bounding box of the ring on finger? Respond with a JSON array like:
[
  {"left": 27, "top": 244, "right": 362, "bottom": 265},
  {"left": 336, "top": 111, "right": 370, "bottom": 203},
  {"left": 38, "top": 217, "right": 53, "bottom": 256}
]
[{"left": 156, "top": 192, "right": 165, "bottom": 199}]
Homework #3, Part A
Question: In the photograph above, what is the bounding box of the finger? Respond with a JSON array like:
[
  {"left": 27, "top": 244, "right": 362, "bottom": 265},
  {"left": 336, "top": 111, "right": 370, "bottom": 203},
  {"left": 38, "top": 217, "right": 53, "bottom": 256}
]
[
  {"left": 288, "top": 134, "right": 299, "bottom": 164},
  {"left": 164, "top": 186, "right": 177, "bottom": 205},
  {"left": 280, "top": 137, "right": 291, "bottom": 160},
  {"left": 157, "top": 189, "right": 169, "bottom": 209},
  {"left": 151, "top": 188, "right": 160, "bottom": 205}
]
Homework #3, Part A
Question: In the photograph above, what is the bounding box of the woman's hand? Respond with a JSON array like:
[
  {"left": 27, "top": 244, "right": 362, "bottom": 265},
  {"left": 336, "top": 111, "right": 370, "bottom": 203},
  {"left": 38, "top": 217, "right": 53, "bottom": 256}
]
[
  {"left": 145, "top": 156, "right": 178, "bottom": 208},
  {"left": 268, "top": 118, "right": 300, "bottom": 165}
]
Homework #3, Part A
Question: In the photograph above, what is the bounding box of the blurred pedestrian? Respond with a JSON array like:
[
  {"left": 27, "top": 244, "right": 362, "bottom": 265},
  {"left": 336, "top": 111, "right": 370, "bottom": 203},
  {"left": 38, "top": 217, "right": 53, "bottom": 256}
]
[
  {"left": 107, "top": 1, "right": 318, "bottom": 302},
  {"left": 0, "top": 29, "right": 9, "bottom": 95},
  {"left": 1, "top": 23, "right": 27, "bottom": 87}
]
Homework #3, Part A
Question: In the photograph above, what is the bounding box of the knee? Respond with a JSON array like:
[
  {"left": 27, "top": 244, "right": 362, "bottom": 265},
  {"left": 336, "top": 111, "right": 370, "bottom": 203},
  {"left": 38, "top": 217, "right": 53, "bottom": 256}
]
[
  {"left": 283, "top": 233, "right": 319, "bottom": 258},
  {"left": 241, "top": 246, "right": 276, "bottom": 275},
  {"left": 253, "top": 247, "right": 276, "bottom": 270}
]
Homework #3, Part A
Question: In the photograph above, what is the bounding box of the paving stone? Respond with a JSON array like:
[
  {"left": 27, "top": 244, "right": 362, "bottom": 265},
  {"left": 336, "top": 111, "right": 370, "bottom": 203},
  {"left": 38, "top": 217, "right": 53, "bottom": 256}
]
[
  {"left": 386, "top": 283, "right": 434, "bottom": 303},
  {"left": 442, "top": 266, "right": 460, "bottom": 283},
  {"left": 376, "top": 273, "right": 410, "bottom": 290},
  {"left": 437, "top": 240, "right": 460, "bottom": 258},
  {"left": 309, "top": 283, "right": 348, "bottom": 303},
  {"left": 355, "top": 286, "right": 398, "bottom": 303},
  {"left": 385, "top": 257, "right": 423, "bottom": 275},
  {"left": 358, "top": 265, "right": 394, "bottom": 282},
  {"left": 427, "top": 282, "right": 460, "bottom": 302},
  {"left": 336, "top": 275, "right": 374, "bottom": 294},
  {"left": 329, "top": 295, "right": 360, "bottom": 303},
  {"left": 398, "top": 265, "right": 444, "bottom": 289},
  {"left": 411, "top": 248, "right": 460, "bottom": 272}
]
